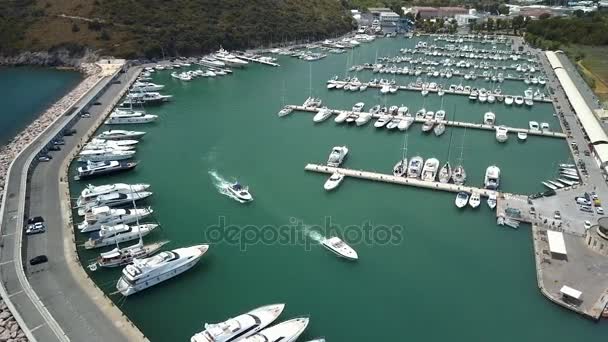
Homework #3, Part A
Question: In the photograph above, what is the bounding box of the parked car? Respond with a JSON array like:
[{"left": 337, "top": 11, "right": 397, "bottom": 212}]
[
  {"left": 38, "top": 155, "right": 52, "bottom": 162},
  {"left": 48, "top": 145, "right": 60, "bottom": 151},
  {"left": 554, "top": 211, "right": 561, "bottom": 220},
  {"left": 63, "top": 128, "right": 77, "bottom": 136},
  {"left": 29, "top": 255, "right": 48, "bottom": 266},
  {"left": 584, "top": 220, "right": 592, "bottom": 229},
  {"left": 596, "top": 207, "right": 604, "bottom": 215},
  {"left": 25, "top": 222, "right": 45, "bottom": 235},
  {"left": 27, "top": 216, "right": 44, "bottom": 224},
  {"left": 580, "top": 205, "right": 593, "bottom": 213}
]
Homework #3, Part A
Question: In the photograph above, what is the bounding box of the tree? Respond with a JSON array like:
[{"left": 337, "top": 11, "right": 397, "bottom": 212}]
[
  {"left": 539, "top": 13, "right": 551, "bottom": 20},
  {"left": 486, "top": 17, "right": 495, "bottom": 31},
  {"left": 498, "top": 4, "right": 509, "bottom": 15}
]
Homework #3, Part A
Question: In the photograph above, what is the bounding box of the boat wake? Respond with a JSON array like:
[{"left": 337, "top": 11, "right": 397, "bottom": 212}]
[
  {"left": 208, "top": 170, "right": 247, "bottom": 203},
  {"left": 301, "top": 223, "right": 325, "bottom": 243}
]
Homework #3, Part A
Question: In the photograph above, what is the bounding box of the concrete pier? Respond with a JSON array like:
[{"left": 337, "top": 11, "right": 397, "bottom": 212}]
[
  {"left": 304, "top": 163, "right": 499, "bottom": 198},
  {"left": 290, "top": 105, "right": 567, "bottom": 139}
]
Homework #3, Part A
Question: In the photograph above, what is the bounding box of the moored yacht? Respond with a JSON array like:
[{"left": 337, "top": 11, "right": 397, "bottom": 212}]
[
  {"left": 407, "top": 156, "right": 423, "bottom": 178},
  {"left": 131, "top": 82, "right": 165, "bottom": 93},
  {"left": 421, "top": 158, "right": 439, "bottom": 182},
  {"left": 452, "top": 165, "right": 466, "bottom": 185},
  {"left": 84, "top": 223, "right": 158, "bottom": 249},
  {"left": 313, "top": 108, "right": 333, "bottom": 123},
  {"left": 484, "top": 165, "right": 500, "bottom": 190},
  {"left": 327, "top": 146, "right": 348, "bottom": 167},
  {"left": 483, "top": 112, "right": 495, "bottom": 126},
  {"left": 455, "top": 192, "right": 469, "bottom": 208},
  {"left": 321, "top": 236, "right": 358, "bottom": 260},
  {"left": 77, "top": 191, "right": 153, "bottom": 216},
  {"left": 76, "top": 160, "right": 138, "bottom": 180},
  {"left": 97, "top": 130, "right": 146, "bottom": 140},
  {"left": 214, "top": 48, "right": 248, "bottom": 67},
  {"left": 393, "top": 159, "right": 407, "bottom": 177},
  {"left": 77, "top": 183, "right": 150, "bottom": 207},
  {"left": 190, "top": 304, "right": 285, "bottom": 342},
  {"left": 105, "top": 110, "right": 158, "bottom": 125},
  {"left": 518, "top": 132, "right": 527, "bottom": 141},
  {"left": 116, "top": 244, "right": 209, "bottom": 296},
  {"left": 487, "top": 193, "right": 497, "bottom": 209},
  {"left": 78, "top": 149, "right": 136, "bottom": 162},
  {"left": 374, "top": 115, "right": 391, "bottom": 128},
  {"left": 242, "top": 317, "right": 309, "bottom": 342},
  {"left": 78, "top": 206, "right": 153, "bottom": 233},
  {"left": 95, "top": 240, "right": 169, "bottom": 269},
  {"left": 438, "top": 162, "right": 451, "bottom": 183},
  {"left": 355, "top": 113, "right": 372, "bottom": 126},
  {"left": 495, "top": 126, "right": 508, "bottom": 142},
  {"left": 324, "top": 172, "right": 344, "bottom": 191},
  {"left": 469, "top": 192, "right": 481, "bottom": 208}
]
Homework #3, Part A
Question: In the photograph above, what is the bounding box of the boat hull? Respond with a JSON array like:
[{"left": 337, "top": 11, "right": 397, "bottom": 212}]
[{"left": 116, "top": 256, "right": 201, "bottom": 296}]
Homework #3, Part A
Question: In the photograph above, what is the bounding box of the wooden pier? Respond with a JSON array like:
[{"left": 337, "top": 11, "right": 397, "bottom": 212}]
[
  {"left": 290, "top": 105, "right": 567, "bottom": 139},
  {"left": 305, "top": 163, "right": 499, "bottom": 198}
]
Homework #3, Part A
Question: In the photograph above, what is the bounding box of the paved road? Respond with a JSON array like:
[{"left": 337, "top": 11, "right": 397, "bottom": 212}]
[{"left": 0, "top": 68, "right": 138, "bottom": 341}]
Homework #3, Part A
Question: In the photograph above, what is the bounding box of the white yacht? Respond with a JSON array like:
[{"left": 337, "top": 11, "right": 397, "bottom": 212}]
[
  {"left": 78, "top": 149, "right": 136, "bottom": 162},
  {"left": 514, "top": 96, "right": 524, "bottom": 105},
  {"left": 313, "top": 108, "right": 333, "bottom": 123},
  {"left": 96, "top": 239, "right": 169, "bottom": 269},
  {"left": 88, "top": 138, "right": 139, "bottom": 147},
  {"left": 200, "top": 56, "right": 226, "bottom": 68},
  {"left": 355, "top": 113, "right": 372, "bottom": 126},
  {"left": 407, "top": 156, "right": 423, "bottom": 178},
  {"left": 78, "top": 206, "right": 153, "bottom": 233},
  {"left": 77, "top": 183, "right": 150, "bottom": 207},
  {"left": 214, "top": 48, "right": 248, "bottom": 67},
  {"left": 84, "top": 140, "right": 134, "bottom": 151},
  {"left": 435, "top": 110, "right": 446, "bottom": 121},
  {"left": 116, "top": 244, "right": 209, "bottom": 296},
  {"left": 327, "top": 146, "right": 348, "bottom": 167},
  {"left": 452, "top": 165, "right": 466, "bottom": 185},
  {"left": 438, "top": 162, "right": 451, "bottom": 183},
  {"left": 484, "top": 165, "right": 501, "bottom": 190},
  {"left": 374, "top": 115, "right": 391, "bottom": 128},
  {"left": 434, "top": 123, "right": 445, "bottom": 136},
  {"left": 483, "top": 112, "right": 495, "bottom": 126},
  {"left": 334, "top": 111, "right": 349, "bottom": 123},
  {"left": 504, "top": 95, "right": 514, "bottom": 105},
  {"left": 487, "top": 193, "right": 497, "bottom": 209},
  {"left": 541, "top": 122, "right": 550, "bottom": 131},
  {"left": 393, "top": 159, "right": 407, "bottom": 177},
  {"left": 421, "top": 158, "right": 440, "bottom": 182},
  {"left": 398, "top": 116, "right": 414, "bottom": 131},
  {"left": 190, "top": 304, "right": 285, "bottom": 342},
  {"left": 278, "top": 106, "right": 293, "bottom": 117},
  {"left": 105, "top": 110, "right": 158, "bottom": 125},
  {"left": 469, "top": 192, "right": 481, "bottom": 208},
  {"left": 352, "top": 102, "right": 365, "bottom": 112},
  {"left": 529, "top": 121, "right": 540, "bottom": 131},
  {"left": 77, "top": 191, "right": 153, "bottom": 216},
  {"left": 321, "top": 236, "right": 358, "bottom": 260},
  {"left": 242, "top": 317, "right": 309, "bottom": 342},
  {"left": 226, "top": 183, "right": 253, "bottom": 202},
  {"left": 131, "top": 82, "right": 165, "bottom": 92},
  {"left": 455, "top": 192, "right": 469, "bottom": 208},
  {"left": 495, "top": 126, "right": 508, "bottom": 142},
  {"left": 518, "top": 132, "right": 527, "bottom": 141},
  {"left": 76, "top": 161, "right": 138, "bottom": 180},
  {"left": 84, "top": 223, "right": 158, "bottom": 249},
  {"left": 324, "top": 172, "right": 344, "bottom": 191},
  {"left": 97, "top": 130, "right": 146, "bottom": 140}
]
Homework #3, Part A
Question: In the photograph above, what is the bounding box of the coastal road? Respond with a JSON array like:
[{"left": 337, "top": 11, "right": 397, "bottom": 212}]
[{"left": 1, "top": 68, "right": 139, "bottom": 341}]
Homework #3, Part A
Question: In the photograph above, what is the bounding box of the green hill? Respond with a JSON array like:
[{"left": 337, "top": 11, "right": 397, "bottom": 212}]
[{"left": 0, "top": 0, "right": 354, "bottom": 60}]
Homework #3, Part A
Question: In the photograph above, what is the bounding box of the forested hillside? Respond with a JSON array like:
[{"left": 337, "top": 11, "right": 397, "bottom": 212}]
[{"left": 0, "top": 0, "right": 354, "bottom": 59}]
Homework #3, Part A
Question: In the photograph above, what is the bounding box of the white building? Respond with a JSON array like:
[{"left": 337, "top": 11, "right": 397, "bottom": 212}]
[{"left": 455, "top": 14, "right": 479, "bottom": 26}]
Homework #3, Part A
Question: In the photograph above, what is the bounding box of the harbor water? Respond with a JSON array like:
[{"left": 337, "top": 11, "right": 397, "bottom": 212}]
[
  {"left": 0, "top": 67, "right": 81, "bottom": 145},
  {"left": 71, "top": 37, "right": 608, "bottom": 341}
]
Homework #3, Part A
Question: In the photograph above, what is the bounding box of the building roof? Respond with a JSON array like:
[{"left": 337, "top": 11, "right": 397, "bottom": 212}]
[
  {"left": 547, "top": 230, "right": 567, "bottom": 255},
  {"left": 368, "top": 7, "right": 392, "bottom": 12},
  {"left": 560, "top": 285, "right": 582, "bottom": 299},
  {"left": 380, "top": 12, "right": 400, "bottom": 18},
  {"left": 546, "top": 51, "right": 608, "bottom": 164}
]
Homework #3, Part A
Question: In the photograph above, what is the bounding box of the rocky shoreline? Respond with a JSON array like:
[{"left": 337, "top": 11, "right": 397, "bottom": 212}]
[
  {"left": 0, "top": 299, "right": 26, "bottom": 342},
  {"left": 0, "top": 48, "right": 98, "bottom": 68}
]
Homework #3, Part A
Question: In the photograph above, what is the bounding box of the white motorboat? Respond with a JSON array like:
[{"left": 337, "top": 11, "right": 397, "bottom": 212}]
[
  {"left": 407, "top": 156, "right": 423, "bottom": 178},
  {"left": 504, "top": 95, "right": 513, "bottom": 105},
  {"left": 540, "top": 122, "right": 550, "bottom": 131},
  {"left": 452, "top": 164, "right": 466, "bottom": 185},
  {"left": 76, "top": 160, "right": 138, "bottom": 180},
  {"left": 558, "top": 178, "right": 576, "bottom": 186},
  {"left": 398, "top": 116, "right": 414, "bottom": 131},
  {"left": 84, "top": 223, "right": 158, "bottom": 249},
  {"left": 131, "top": 82, "right": 164, "bottom": 93},
  {"left": 321, "top": 236, "right": 358, "bottom": 260},
  {"left": 435, "top": 110, "right": 446, "bottom": 121},
  {"left": 226, "top": 183, "right": 253, "bottom": 202},
  {"left": 393, "top": 159, "right": 407, "bottom": 177},
  {"left": 434, "top": 123, "right": 445, "bottom": 136},
  {"left": 518, "top": 132, "right": 527, "bottom": 141},
  {"left": 529, "top": 121, "right": 540, "bottom": 131},
  {"left": 242, "top": 317, "right": 309, "bottom": 342},
  {"left": 469, "top": 192, "right": 481, "bottom": 208},
  {"left": 95, "top": 239, "right": 169, "bottom": 269},
  {"left": 422, "top": 119, "right": 434, "bottom": 132},
  {"left": 199, "top": 56, "right": 226, "bottom": 68},
  {"left": 77, "top": 183, "right": 150, "bottom": 207},
  {"left": 97, "top": 130, "right": 146, "bottom": 140},
  {"left": 334, "top": 111, "right": 349, "bottom": 123},
  {"left": 487, "top": 193, "right": 497, "bottom": 209},
  {"left": 484, "top": 165, "right": 500, "bottom": 190},
  {"left": 78, "top": 149, "right": 135, "bottom": 162},
  {"left": 313, "top": 108, "right": 333, "bottom": 123},
  {"left": 77, "top": 191, "right": 153, "bottom": 216},
  {"left": 84, "top": 141, "right": 134, "bottom": 151},
  {"left": 483, "top": 112, "right": 495, "bottom": 125},
  {"left": 327, "top": 146, "right": 348, "bottom": 167},
  {"left": 455, "top": 192, "right": 469, "bottom": 208},
  {"left": 355, "top": 113, "right": 372, "bottom": 126},
  {"left": 191, "top": 304, "right": 285, "bottom": 342},
  {"left": 542, "top": 181, "right": 557, "bottom": 190},
  {"left": 324, "top": 172, "right": 344, "bottom": 191},
  {"left": 352, "top": 102, "right": 365, "bottom": 112},
  {"left": 116, "top": 244, "right": 209, "bottom": 296},
  {"left": 438, "top": 162, "right": 451, "bottom": 183},
  {"left": 278, "top": 106, "right": 293, "bottom": 117},
  {"left": 88, "top": 138, "right": 139, "bottom": 147},
  {"left": 78, "top": 206, "right": 153, "bottom": 233},
  {"left": 386, "top": 118, "right": 400, "bottom": 130},
  {"left": 374, "top": 115, "right": 391, "bottom": 128},
  {"left": 495, "top": 126, "right": 508, "bottom": 142},
  {"left": 514, "top": 96, "right": 524, "bottom": 105},
  {"left": 548, "top": 180, "right": 564, "bottom": 188},
  {"left": 421, "top": 158, "right": 439, "bottom": 182},
  {"left": 214, "top": 48, "right": 248, "bottom": 67}
]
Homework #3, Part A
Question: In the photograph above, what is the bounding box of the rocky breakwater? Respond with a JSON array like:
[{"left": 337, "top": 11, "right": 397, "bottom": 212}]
[
  {"left": 0, "top": 299, "right": 26, "bottom": 342},
  {"left": 0, "top": 62, "right": 101, "bottom": 205}
]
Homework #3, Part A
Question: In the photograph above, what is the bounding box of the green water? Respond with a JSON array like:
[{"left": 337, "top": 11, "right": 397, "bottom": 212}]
[
  {"left": 72, "top": 37, "right": 607, "bottom": 341},
  {"left": 0, "top": 67, "right": 81, "bottom": 145}
]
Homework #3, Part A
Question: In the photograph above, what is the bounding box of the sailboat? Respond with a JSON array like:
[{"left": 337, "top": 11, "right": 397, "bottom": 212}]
[
  {"left": 438, "top": 107, "right": 454, "bottom": 183},
  {"left": 88, "top": 186, "right": 169, "bottom": 271},
  {"left": 452, "top": 127, "right": 467, "bottom": 185},
  {"left": 393, "top": 134, "right": 408, "bottom": 177},
  {"left": 277, "top": 81, "right": 292, "bottom": 117}
]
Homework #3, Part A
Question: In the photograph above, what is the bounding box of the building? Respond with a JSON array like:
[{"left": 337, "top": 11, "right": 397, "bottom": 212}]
[
  {"left": 455, "top": 14, "right": 479, "bottom": 26},
  {"left": 412, "top": 6, "right": 468, "bottom": 19},
  {"left": 368, "top": 7, "right": 394, "bottom": 19},
  {"left": 380, "top": 11, "right": 401, "bottom": 25}
]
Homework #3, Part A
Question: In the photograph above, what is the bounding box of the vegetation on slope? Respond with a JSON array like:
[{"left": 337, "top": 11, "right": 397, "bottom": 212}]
[
  {"left": 525, "top": 12, "right": 608, "bottom": 49},
  {"left": 1, "top": 0, "right": 354, "bottom": 59}
]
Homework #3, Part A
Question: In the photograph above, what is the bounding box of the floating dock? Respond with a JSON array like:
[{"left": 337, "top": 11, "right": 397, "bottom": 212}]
[
  {"left": 305, "top": 163, "right": 499, "bottom": 197},
  {"left": 359, "top": 64, "right": 533, "bottom": 81},
  {"left": 290, "top": 105, "right": 567, "bottom": 139},
  {"left": 235, "top": 54, "right": 280, "bottom": 67}
]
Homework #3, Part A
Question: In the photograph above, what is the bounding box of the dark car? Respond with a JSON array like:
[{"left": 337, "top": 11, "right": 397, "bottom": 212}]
[
  {"left": 63, "top": 128, "right": 77, "bottom": 136},
  {"left": 48, "top": 145, "right": 60, "bottom": 151},
  {"left": 29, "top": 255, "right": 48, "bottom": 266},
  {"left": 27, "top": 216, "right": 44, "bottom": 224}
]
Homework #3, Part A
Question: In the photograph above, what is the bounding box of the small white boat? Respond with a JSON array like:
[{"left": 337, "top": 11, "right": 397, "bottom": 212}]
[
  {"left": 514, "top": 96, "right": 524, "bottom": 105},
  {"left": 504, "top": 95, "right": 513, "bottom": 105},
  {"left": 386, "top": 118, "right": 399, "bottom": 130},
  {"left": 355, "top": 113, "right": 372, "bottom": 126},
  {"left": 487, "top": 193, "right": 497, "bottom": 209},
  {"left": 421, "top": 158, "right": 439, "bottom": 182},
  {"left": 495, "top": 126, "right": 508, "bottom": 142},
  {"left": 484, "top": 165, "right": 500, "bottom": 190},
  {"left": 313, "top": 108, "right": 333, "bottom": 123},
  {"left": 398, "top": 116, "right": 414, "bottom": 131},
  {"left": 542, "top": 181, "right": 557, "bottom": 190},
  {"left": 529, "top": 121, "right": 540, "bottom": 131},
  {"left": 469, "top": 192, "right": 481, "bottom": 208},
  {"left": 321, "top": 236, "right": 358, "bottom": 260},
  {"left": 455, "top": 192, "right": 469, "bottom": 208},
  {"left": 393, "top": 159, "right": 407, "bottom": 177},
  {"left": 434, "top": 123, "right": 445, "bottom": 136},
  {"left": 242, "top": 317, "right": 309, "bottom": 342},
  {"left": 324, "top": 173, "right": 344, "bottom": 191},
  {"left": 483, "top": 112, "right": 495, "bottom": 126},
  {"left": 352, "top": 102, "right": 365, "bottom": 112},
  {"left": 407, "top": 156, "right": 423, "bottom": 178},
  {"left": 438, "top": 162, "right": 451, "bottom": 183},
  {"left": 227, "top": 183, "right": 253, "bottom": 202},
  {"left": 548, "top": 180, "right": 564, "bottom": 188},
  {"left": 278, "top": 106, "right": 293, "bottom": 117},
  {"left": 518, "top": 132, "right": 527, "bottom": 141},
  {"left": 327, "top": 146, "right": 348, "bottom": 167},
  {"left": 558, "top": 178, "right": 576, "bottom": 186},
  {"left": 541, "top": 122, "right": 550, "bottom": 131},
  {"left": 334, "top": 111, "right": 349, "bottom": 123},
  {"left": 374, "top": 115, "right": 391, "bottom": 128}
]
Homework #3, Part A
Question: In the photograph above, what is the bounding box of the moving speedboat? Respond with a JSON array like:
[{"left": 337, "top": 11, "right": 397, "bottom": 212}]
[
  {"left": 242, "top": 317, "right": 309, "bottom": 342},
  {"left": 78, "top": 206, "right": 153, "bottom": 233},
  {"left": 116, "top": 244, "right": 209, "bottom": 296},
  {"left": 190, "top": 304, "right": 285, "bottom": 342},
  {"left": 313, "top": 108, "right": 333, "bottom": 123},
  {"left": 469, "top": 192, "right": 481, "bottom": 208},
  {"left": 97, "top": 130, "right": 146, "bottom": 140},
  {"left": 227, "top": 183, "right": 253, "bottom": 202},
  {"left": 393, "top": 159, "right": 407, "bottom": 177},
  {"left": 487, "top": 193, "right": 497, "bottom": 209},
  {"left": 495, "top": 126, "right": 508, "bottom": 142},
  {"left": 321, "top": 236, "right": 358, "bottom": 260},
  {"left": 327, "top": 146, "right": 348, "bottom": 167},
  {"left": 84, "top": 223, "right": 158, "bottom": 249},
  {"left": 407, "top": 156, "right": 423, "bottom": 178},
  {"left": 455, "top": 192, "right": 469, "bottom": 208},
  {"left": 76, "top": 160, "right": 138, "bottom": 180},
  {"left": 324, "top": 173, "right": 344, "bottom": 191},
  {"left": 421, "top": 158, "right": 439, "bottom": 182},
  {"left": 484, "top": 165, "right": 500, "bottom": 190}
]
